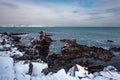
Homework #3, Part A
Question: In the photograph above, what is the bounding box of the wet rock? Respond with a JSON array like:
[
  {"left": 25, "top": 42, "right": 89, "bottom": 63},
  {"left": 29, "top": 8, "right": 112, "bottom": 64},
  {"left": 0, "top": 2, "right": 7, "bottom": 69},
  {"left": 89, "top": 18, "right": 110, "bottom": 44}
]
[
  {"left": 109, "top": 47, "right": 120, "bottom": 52},
  {"left": 88, "top": 65, "right": 103, "bottom": 73},
  {"left": 35, "top": 36, "right": 52, "bottom": 58},
  {"left": 10, "top": 33, "right": 27, "bottom": 35},
  {"left": 62, "top": 40, "right": 114, "bottom": 61},
  {"left": 41, "top": 68, "right": 51, "bottom": 75},
  {"left": 0, "top": 32, "right": 9, "bottom": 36},
  {"left": 107, "top": 40, "right": 114, "bottom": 43},
  {"left": 91, "top": 47, "right": 114, "bottom": 61}
]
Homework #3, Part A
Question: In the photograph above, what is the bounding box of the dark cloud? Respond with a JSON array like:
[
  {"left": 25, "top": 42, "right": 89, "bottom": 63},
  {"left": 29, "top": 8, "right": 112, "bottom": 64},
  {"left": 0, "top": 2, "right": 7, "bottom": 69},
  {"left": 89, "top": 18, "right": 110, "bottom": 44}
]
[
  {"left": 0, "top": 2, "right": 18, "bottom": 8},
  {"left": 105, "top": 7, "right": 120, "bottom": 14}
]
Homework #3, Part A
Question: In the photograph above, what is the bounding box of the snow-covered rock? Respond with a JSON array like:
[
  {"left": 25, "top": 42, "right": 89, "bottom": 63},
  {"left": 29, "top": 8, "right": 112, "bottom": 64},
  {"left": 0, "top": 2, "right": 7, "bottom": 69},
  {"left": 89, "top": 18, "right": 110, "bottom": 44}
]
[
  {"left": 87, "top": 73, "right": 94, "bottom": 79},
  {"left": 0, "top": 45, "right": 3, "bottom": 50},
  {"left": 8, "top": 49, "right": 24, "bottom": 56},
  {"left": 67, "top": 64, "right": 88, "bottom": 78},
  {"left": 0, "top": 38, "right": 3, "bottom": 43},
  {"left": 99, "top": 66, "right": 120, "bottom": 80},
  {"left": 92, "top": 76, "right": 109, "bottom": 80},
  {"left": 82, "top": 66, "right": 120, "bottom": 80},
  {"left": 4, "top": 44, "right": 11, "bottom": 48},
  {"left": 52, "top": 69, "right": 79, "bottom": 80}
]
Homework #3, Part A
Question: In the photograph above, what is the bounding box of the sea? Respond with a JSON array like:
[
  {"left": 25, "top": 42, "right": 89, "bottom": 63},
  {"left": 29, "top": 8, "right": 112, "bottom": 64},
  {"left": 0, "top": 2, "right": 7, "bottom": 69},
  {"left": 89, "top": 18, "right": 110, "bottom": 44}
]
[
  {"left": 0, "top": 27, "right": 120, "bottom": 69},
  {"left": 0, "top": 27, "right": 120, "bottom": 46}
]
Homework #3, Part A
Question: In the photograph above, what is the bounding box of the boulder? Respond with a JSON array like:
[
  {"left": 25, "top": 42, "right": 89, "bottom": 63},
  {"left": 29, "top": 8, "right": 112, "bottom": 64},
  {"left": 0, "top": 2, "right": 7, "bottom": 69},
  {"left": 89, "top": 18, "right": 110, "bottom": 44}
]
[{"left": 107, "top": 40, "right": 114, "bottom": 43}]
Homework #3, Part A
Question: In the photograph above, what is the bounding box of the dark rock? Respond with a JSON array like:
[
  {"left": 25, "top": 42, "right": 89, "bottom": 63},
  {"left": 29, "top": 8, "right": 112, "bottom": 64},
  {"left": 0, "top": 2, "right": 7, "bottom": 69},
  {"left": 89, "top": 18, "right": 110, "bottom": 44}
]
[
  {"left": 35, "top": 37, "right": 52, "bottom": 58},
  {"left": 11, "top": 35, "right": 21, "bottom": 42},
  {"left": 60, "top": 39, "right": 76, "bottom": 43},
  {"left": 88, "top": 65, "right": 103, "bottom": 73},
  {"left": 44, "top": 39, "right": 114, "bottom": 75},
  {"left": 1, "top": 39, "right": 6, "bottom": 45},
  {"left": 10, "top": 33, "right": 27, "bottom": 35},
  {"left": 12, "top": 33, "right": 52, "bottom": 61},
  {"left": 107, "top": 40, "right": 114, "bottom": 43},
  {"left": 0, "top": 32, "right": 9, "bottom": 36},
  {"left": 109, "top": 47, "right": 120, "bottom": 52},
  {"left": 41, "top": 68, "right": 51, "bottom": 75},
  {"left": 28, "top": 62, "right": 33, "bottom": 75}
]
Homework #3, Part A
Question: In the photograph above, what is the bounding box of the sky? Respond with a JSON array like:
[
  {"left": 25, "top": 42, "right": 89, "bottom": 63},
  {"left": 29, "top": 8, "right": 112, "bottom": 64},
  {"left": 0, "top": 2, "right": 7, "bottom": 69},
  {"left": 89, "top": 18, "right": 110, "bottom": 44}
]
[{"left": 0, "top": 0, "right": 120, "bottom": 27}]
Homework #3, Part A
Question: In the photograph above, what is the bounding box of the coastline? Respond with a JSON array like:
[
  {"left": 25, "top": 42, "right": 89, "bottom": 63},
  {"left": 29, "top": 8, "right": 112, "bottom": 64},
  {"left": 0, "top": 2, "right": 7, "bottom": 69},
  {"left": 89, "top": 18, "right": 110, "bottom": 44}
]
[{"left": 0, "top": 32, "right": 120, "bottom": 80}]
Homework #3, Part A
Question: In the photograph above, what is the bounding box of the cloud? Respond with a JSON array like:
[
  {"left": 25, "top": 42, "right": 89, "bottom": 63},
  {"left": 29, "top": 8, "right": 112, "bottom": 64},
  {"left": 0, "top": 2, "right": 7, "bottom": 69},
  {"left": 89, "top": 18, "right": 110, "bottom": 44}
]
[
  {"left": 0, "top": 2, "right": 17, "bottom": 8},
  {"left": 0, "top": 0, "right": 120, "bottom": 26}
]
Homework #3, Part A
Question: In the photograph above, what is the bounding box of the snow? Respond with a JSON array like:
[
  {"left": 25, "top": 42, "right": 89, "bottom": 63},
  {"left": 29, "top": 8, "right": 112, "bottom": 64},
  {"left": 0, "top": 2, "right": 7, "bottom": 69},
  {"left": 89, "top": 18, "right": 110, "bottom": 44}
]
[
  {"left": 0, "top": 38, "right": 3, "bottom": 43},
  {"left": 99, "top": 66, "right": 120, "bottom": 79},
  {"left": 52, "top": 69, "right": 79, "bottom": 80},
  {"left": 8, "top": 49, "right": 24, "bottom": 56},
  {"left": 0, "top": 45, "right": 3, "bottom": 50},
  {"left": 67, "top": 64, "right": 88, "bottom": 78},
  {"left": 32, "top": 62, "right": 48, "bottom": 76},
  {"left": 4, "top": 44, "right": 11, "bottom": 48},
  {"left": 81, "top": 66, "right": 120, "bottom": 80},
  {"left": 15, "top": 61, "right": 48, "bottom": 80},
  {"left": 92, "top": 76, "right": 109, "bottom": 80},
  {"left": 87, "top": 73, "right": 94, "bottom": 79},
  {"left": 15, "top": 62, "right": 30, "bottom": 80},
  {"left": 14, "top": 61, "right": 80, "bottom": 80},
  {"left": 0, "top": 57, "right": 15, "bottom": 80},
  {"left": 0, "top": 49, "right": 23, "bottom": 57},
  {"left": 20, "top": 33, "right": 39, "bottom": 46}
]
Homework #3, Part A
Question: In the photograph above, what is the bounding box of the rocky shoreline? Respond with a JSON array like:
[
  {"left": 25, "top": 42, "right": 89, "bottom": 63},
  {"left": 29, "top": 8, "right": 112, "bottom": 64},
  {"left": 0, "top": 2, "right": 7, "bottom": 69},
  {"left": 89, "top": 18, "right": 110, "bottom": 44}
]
[{"left": 0, "top": 32, "right": 120, "bottom": 80}]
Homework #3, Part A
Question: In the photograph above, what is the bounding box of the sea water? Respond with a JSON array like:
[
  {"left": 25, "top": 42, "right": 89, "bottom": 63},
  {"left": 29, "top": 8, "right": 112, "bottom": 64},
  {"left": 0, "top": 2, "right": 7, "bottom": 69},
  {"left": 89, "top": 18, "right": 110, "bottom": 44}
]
[
  {"left": 0, "top": 27, "right": 120, "bottom": 52},
  {"left": 0, "top": 27, "right": 120, "bottom": 44}
]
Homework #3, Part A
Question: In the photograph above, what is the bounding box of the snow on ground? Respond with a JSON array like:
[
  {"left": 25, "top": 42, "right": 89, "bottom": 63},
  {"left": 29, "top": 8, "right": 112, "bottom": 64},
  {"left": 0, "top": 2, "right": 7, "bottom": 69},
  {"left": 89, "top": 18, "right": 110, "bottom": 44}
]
[
  {"left": 0, "top": 57, "right": 15, "bottom": 80},
  {"left": 15, "top": 61, "right": 48, "bottom": 80}
]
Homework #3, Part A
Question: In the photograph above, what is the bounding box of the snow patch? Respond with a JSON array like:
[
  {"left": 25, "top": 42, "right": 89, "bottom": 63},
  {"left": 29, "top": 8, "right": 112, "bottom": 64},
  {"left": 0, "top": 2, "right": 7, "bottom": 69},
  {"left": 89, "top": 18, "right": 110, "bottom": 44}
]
[
  {"left": 67, "top": 64, "right": 88, "bottom": 78},
  {"left": 0, "top": 57, "right": 15, "bottom": 80}
]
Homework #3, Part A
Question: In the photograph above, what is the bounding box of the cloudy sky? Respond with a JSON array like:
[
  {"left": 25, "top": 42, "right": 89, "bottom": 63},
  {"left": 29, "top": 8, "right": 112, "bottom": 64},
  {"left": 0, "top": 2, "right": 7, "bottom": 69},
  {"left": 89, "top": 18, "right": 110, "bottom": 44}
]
[{"left": 0, "top": 0, "right": 120, "bottom": 26}]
